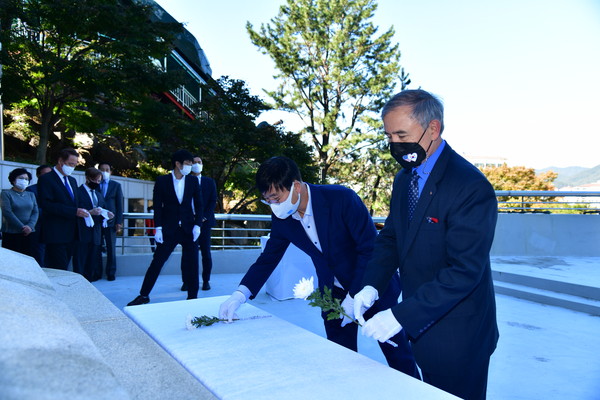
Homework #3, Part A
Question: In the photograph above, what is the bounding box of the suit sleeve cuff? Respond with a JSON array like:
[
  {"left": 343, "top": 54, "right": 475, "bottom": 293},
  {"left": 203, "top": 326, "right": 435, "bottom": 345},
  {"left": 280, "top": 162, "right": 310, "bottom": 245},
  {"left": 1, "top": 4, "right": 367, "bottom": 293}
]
[{"left": 237, "top": 285, "right": 252, "bottom": 301}]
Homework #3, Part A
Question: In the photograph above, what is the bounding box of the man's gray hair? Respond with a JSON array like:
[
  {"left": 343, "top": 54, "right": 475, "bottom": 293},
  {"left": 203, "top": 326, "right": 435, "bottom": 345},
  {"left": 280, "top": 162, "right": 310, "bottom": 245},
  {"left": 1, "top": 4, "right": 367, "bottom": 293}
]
[{"left": 381, "top": 89, "right": 445, "bottom": 134}]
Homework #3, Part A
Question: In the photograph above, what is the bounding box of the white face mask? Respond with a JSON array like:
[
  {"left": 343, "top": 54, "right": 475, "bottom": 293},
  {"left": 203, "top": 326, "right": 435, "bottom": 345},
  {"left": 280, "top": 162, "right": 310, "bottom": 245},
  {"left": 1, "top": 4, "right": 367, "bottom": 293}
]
[
  {"left": 101, "top": 171, "right": 111, "bottom": 181},
  {"left": 192, "top": 163, "right": 203, "bottom": 174},
  {"left": 269, "top": 183, "right": 301, "bottom": 219},
  {"left": 180, "top": 164, "right": 192, "bottom": 176},
  {"left": 62, "top": 164, "right": 75, "bottom": 176},
  {"left": 15, "top": 178, "right": 29, "bottom": 190}
]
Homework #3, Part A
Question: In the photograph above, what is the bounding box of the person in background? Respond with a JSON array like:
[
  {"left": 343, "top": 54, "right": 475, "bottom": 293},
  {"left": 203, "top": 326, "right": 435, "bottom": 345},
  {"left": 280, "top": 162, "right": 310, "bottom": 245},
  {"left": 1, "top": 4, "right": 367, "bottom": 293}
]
[
  {"left": 1, "top": 168, "right": 39, "bottom": 258},
  {"left": 181, "top": 155, "right": 217, "bottom": 292},
  {"left": 353, "top": 89, "right": 499, "bottom": 400},
  {"left": 127, "top": 150, "right": 203, "bottom": 306},
  {"left": 219, "top": 156, "right": 419, "bottom": 377},
  {"left": 98, "top": 162, "right": 123, "bottom": 281},
  {"left": 145, "top": 206, "right": 156, "bottom": 253},
  {"left": 38, "top": 148, "right": 90, "bottom": 270},
  {"left": 74, "top": 168, "right": 113, "bottom": 281},
  {"left": 26, "top": 164, "right": 52, "bottom": 266}
]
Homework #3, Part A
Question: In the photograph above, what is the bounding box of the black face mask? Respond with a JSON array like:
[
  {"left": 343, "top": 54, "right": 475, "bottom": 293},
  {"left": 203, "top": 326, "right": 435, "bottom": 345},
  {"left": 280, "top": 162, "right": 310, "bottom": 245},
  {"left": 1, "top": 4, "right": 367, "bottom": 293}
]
[
  {"left": 389, "top": 128, "right": 432, "bottom": 169},
  {"left": 87, "top": 181, "right": 99, "bottom": 190}
]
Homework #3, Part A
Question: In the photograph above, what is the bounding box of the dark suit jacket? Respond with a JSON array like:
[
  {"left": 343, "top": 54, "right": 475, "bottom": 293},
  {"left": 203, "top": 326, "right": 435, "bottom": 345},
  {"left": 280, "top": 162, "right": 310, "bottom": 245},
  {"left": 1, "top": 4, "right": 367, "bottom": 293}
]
[
  {"left": 199, "top": 176, "right": 217, "bottom": 228},
  {"left": 241, "top": 184, "right": 402, "bottom": 308},
  {"left": 37, "top": 170, "right": 80, "bottom": 244},
  {"left": 153, "top": 173, "right": 203, "bottom": 235},
  {"left": 100, "top": 180, "right": 123, "bottom": 228},
  {"left": 363, "top": 144, "right": 499, "bottom": 375},
  {"left": 76, "top": 185, "right": 105, "bottom": 245},
  {"left": 26, "top": 184, "right": 41, "bottom": 230}
]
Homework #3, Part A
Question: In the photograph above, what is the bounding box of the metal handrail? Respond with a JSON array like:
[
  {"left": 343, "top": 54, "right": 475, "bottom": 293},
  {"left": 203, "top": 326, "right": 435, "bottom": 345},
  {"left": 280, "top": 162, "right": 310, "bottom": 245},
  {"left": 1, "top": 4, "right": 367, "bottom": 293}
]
[{"left": 117, "top": 191, "right": 599, "bottom": 253}]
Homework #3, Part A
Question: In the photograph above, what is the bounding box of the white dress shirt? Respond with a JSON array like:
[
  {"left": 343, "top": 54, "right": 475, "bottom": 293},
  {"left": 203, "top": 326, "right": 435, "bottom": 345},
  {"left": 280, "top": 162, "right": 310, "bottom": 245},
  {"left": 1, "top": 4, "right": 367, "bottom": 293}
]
[
  {"left": 292, "top": 184, "right": 343, "bottom": 289},
  {"left": 172, "top": 171, "right": 185, "bottom": 204}
]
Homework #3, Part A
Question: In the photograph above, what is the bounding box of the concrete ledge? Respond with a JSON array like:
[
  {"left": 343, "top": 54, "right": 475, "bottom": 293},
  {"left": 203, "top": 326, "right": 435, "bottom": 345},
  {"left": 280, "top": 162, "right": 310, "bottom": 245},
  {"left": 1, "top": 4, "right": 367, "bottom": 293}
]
[
  {"left": 0, "top": 248, "right": 216, "bottom": 400},
  {"left": 44, "top": 269, "right": 216, "bottom": 400},
  {"left": 0, "top": 249, "right": 129, "bottom": 400}
]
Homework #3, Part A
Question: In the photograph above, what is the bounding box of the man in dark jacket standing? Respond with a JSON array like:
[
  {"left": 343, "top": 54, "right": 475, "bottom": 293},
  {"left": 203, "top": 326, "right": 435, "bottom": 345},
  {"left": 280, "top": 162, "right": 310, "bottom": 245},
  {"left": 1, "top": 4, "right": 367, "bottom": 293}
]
[
  {"left": 127, "top": 150, "right": 203, "bottom": 305},
  {"left": 354, "top": 90, "right": 499, "bottom": 400},
  {"left": 98, "top": 162, "right": 124, "bottom": 281},
  {"left": 38, "top": 148, "right": 90, "bottom": 270}
]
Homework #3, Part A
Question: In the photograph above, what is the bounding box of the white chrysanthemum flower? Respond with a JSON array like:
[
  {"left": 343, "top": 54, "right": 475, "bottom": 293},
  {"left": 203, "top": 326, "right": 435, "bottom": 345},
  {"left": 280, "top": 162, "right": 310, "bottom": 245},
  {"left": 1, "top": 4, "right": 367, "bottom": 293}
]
[
  {"left": 185, "top": 314, "right": 197, "bottom": 330},
  {"left": 293, "top": 276, "right": 315, "bottom": 300}
]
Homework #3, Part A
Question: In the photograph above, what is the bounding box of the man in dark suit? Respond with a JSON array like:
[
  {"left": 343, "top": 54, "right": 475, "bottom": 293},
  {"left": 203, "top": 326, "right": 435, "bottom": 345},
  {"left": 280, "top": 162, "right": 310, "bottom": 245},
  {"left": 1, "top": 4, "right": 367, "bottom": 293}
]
[
  {"left": 27, "top": 164, "right": 52, "bottom": 267},
  {"left": 182, "top": 155, "right": 217, "bottom": 291},
  {"left": 127, "top": 150, "right": 203, "bottom": 306},
  {"left": 219, "top": 156, "right": 419, "bottom": 377},
  {"left": 354, "top": 90, "right": 499, "bottom": 400},
  {"left": 98, "top": 162, "right": 124, "bottom": 281},
  {"left": 74, "top": 168, "right": 113, "bottom": 281},
  {"left": 38, "top": 148, "right": 91, "bottom": 270}
]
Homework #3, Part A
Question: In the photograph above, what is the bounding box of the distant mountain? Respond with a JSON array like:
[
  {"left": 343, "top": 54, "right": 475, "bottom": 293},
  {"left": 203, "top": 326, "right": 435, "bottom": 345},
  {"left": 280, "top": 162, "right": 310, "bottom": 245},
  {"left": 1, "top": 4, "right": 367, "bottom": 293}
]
[{"left": 537, "top": 165, "right": 600, "bottom": 188}]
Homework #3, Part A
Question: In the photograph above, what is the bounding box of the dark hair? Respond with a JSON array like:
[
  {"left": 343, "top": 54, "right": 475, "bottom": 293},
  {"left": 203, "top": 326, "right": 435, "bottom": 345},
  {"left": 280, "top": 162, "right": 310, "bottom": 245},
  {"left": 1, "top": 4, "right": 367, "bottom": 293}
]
[
  {"left": 98, "top": 162, "right": 112, "bottom": 170},
  {"left": 9, "top": 168, "right": 32, "bottom": 185},
  {"left": 36, "top": 164, "right": 51, "bottom": 177},
  {"left": 256, "top": 156, "right": 302, "bottom": 194},
  {"left": 58, "top": 148, "right": 79, "bottom": 162},
  {"left": 171, "top": 150, "right": 194, "bottom": 168},
  {"left": 381, "top": 89, "right": 445, "bottom": 134},
  {"left": 85, "top": 167, "right": 102, "bottom": 180}
]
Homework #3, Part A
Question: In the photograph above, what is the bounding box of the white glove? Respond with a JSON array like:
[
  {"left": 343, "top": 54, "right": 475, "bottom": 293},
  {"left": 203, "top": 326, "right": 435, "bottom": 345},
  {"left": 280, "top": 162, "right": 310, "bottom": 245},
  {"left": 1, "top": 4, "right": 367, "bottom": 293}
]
[
  {"left": 192, "top": 225, "right": 201, "bottom": 242},
  {"left": 219, "top": 291, "right": 246, "bottom": 322},
  {"left": 353, "top": 285, "right": 379, "bottom": 325},
  {"left": 361, "top": 309, "right": 402, "bottom": 343},
  {"left": 84, "top": 214, "right": 94, "bottom": 228},
  {"left": 154, "top": 228, "right": 163, "bottom": 244},
  {"left": 340, "top": 293, "right": 355, "bottom": 327}
]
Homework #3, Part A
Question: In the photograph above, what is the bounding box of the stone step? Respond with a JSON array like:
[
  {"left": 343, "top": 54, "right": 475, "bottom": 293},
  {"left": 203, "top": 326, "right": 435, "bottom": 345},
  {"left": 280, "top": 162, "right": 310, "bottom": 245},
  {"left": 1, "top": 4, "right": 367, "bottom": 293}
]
[
  {"left": 492, "top": 270, "right": 600, "bottom": 301},
  {"left": 493, "top": 280, "right": 600, "bottom": 316}
]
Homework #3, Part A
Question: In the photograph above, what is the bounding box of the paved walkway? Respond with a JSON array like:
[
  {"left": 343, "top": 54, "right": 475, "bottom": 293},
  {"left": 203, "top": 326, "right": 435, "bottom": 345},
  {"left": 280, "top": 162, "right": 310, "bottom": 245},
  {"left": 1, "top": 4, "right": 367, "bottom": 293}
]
[{"left": 93, "top": 256, "right": 600, "bottom": 400}]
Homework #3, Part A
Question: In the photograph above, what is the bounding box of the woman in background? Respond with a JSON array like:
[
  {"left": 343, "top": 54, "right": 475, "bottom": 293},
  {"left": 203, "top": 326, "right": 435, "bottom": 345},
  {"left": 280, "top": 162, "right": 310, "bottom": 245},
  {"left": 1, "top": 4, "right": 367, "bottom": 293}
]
[{"left": 1, "top": 168, "right": 39, "bottom": 258}]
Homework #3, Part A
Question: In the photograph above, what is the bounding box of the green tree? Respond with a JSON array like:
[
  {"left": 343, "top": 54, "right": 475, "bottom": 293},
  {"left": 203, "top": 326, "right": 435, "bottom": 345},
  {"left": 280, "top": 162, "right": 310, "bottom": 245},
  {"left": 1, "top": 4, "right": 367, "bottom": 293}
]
[
  {"left": 247, "top": 0, "right": 409, "bottom": 184},
  {"left": 0, "top": 0, "right": 181, "bottom": 164},
  {"left": 184, "top": 76, "right": 318, "bottom": 214}
]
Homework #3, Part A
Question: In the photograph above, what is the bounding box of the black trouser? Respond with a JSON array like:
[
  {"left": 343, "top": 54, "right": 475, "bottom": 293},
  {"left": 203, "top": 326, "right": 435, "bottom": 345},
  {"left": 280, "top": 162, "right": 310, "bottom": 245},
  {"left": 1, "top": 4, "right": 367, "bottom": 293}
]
[
  {"left": 73, "top": 242, "right": 101, "bottom": 281},
  {"left": 2, "top": 232, "right": 34, "bottom": 258},
  {"left": 322, "top": 286, "right": 421, "bottom": 379},
  {"left": 182, "top": 223, "right": 213, "bottom": 284},
  {"left": 44, "top": 243, "right": 74, "bottom": 270},
  {"left": 28, "top": 230, "right": 45, "bottom": 267},
  {"left": 101, "top": 226, "right": 117, "bottom": 278},
  {"left": 199, "top": 225, "right": 213, "bottom": 283},
  {"left": 140, "top": 226, "right": 199, "bottom": 299},
  {"left": 421, "top": 355, "right": 491, "bottom": 400}
]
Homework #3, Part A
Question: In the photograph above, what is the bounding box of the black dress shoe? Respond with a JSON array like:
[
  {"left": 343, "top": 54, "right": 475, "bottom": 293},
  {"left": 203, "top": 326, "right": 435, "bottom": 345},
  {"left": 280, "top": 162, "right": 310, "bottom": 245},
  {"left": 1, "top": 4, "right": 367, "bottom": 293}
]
[
  {"left": 180, "top": 283, "right": 188, "bottom": 291},
  {"left": 127, "top": 295, "right": 150, "bottom": 306},
  {"left": 107, "top": 275, "right": 115, "bottom": 281},
  {"left": 202, "top": 282, "right": 211, "bottom": 291}
]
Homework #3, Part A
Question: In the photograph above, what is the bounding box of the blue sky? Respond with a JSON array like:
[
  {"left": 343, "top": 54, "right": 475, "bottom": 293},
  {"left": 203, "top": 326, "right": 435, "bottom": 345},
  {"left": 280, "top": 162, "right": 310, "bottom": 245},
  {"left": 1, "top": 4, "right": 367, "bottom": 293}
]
[{"left": 155, "top": 0, "right": 600, "bottom": 169}]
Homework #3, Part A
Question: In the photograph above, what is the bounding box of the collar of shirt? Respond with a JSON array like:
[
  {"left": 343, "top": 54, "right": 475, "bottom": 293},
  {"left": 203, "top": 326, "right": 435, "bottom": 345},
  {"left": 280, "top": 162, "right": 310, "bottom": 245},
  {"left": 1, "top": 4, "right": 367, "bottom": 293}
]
[
  {"left": 54, "top": 166, "right": 66, "bottom": 178},
  {"left": 292, "top": 185, "right": 322, "bottom": 251},
  {"left": 291, "top": 183, "right": 313, "bottom": 221},
  {"left": 85, "top": 185, "right": 97, "bottom": 204},
  {"left": 414, "top": 139, "right": 446, "bottom": 195}
]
